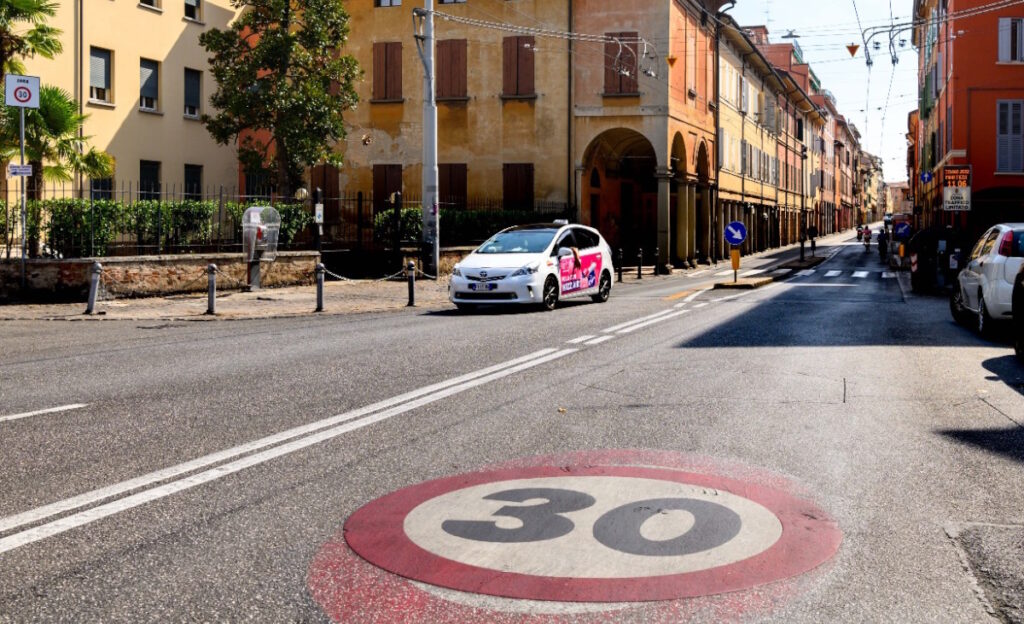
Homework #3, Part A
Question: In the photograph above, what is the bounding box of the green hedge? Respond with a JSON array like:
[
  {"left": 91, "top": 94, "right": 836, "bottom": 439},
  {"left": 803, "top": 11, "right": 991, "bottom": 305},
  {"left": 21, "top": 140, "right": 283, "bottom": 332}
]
[{"left": 7, "top": 198, "right": 313, "bottom": 257}]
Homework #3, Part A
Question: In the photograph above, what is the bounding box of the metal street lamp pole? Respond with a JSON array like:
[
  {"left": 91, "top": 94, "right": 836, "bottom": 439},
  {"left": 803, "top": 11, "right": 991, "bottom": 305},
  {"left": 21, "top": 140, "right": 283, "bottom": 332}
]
[{"left": 414, "top": 1, "right": 439, "bottom": 278}]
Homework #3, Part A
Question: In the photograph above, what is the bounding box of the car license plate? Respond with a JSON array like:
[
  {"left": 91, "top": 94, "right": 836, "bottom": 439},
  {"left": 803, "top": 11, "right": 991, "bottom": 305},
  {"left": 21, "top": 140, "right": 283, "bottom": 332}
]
[{"left": 470, "top": 283, "right": 497, "bottom": 292}]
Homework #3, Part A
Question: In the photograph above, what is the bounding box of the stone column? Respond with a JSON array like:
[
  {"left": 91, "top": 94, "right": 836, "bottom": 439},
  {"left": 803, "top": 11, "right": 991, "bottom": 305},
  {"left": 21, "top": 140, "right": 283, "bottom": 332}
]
[
  {"left": 655, "top": 167, "right": 673, "bottom": 273},
  {"left": 675, "top": 179, "right": 687, "bottom": 263},
  {"left": 688, "top": 185, "right": 698, "bottom": 266}
]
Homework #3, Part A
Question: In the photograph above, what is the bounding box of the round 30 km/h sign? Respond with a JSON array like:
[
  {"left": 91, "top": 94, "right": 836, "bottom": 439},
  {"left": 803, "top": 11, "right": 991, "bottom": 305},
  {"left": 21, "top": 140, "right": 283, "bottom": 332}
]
[{"left": 311, "top": 450, "right": 842, "bottom": 621}]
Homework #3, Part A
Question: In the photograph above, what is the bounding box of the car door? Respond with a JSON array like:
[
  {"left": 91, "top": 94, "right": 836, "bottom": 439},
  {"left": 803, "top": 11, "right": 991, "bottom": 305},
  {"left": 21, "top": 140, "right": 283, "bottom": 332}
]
[
  {"left": 551, "top": 229, "right": 582, "bottom": 298},
  {"left": 963, "top": 229, "right": 998, "bottom": 310},
  {"left": 571, "top": 227, "right": 602, "bottom": 293}
]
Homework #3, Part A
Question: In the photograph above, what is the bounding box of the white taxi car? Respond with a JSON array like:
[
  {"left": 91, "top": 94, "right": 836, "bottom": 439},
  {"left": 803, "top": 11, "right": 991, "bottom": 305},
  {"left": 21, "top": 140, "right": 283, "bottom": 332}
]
[{"left": 449, "top": 221, "right": 614, "bottom": 311}]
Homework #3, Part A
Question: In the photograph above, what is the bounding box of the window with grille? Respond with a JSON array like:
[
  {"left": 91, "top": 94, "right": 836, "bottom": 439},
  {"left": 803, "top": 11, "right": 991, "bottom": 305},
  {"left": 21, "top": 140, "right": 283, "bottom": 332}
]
[{"left": 140, "top": 160, "right": 161, "bottom": 200}]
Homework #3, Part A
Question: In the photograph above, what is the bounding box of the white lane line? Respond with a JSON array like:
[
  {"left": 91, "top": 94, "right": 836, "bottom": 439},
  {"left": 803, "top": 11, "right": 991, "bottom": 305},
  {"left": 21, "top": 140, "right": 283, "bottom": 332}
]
[
  {"left": 739, "top": 269, "right": 766, "bottom": 277},
  {"left": 566, "top": 335, "right": 595, "bottom": 344},
  {"left": 601, "top": 309, "right": 678, "bottom": 333},
  {"left": 852, "top": 271, "right": 869, "bottom": 278},
  {"left": 687, "top": 269, "right": 709, "bottom": 277},
  {"left": 825, "top": 270, "right": 842, "bottom": 277},
  {"left": 714, "top": 270, "right": 733, "bottom": 277},
  {"left": 0, "top": 404, "right": 88, "bottom": 424},
  {"left": 0, "top": 348, "right": 559, "bottom": 535},
  {"left": 882, "top": 272, "right": 896, "bottom": 278},
  {"left": 770, "top": 269, "right": 792, "bottom": 276},
  {"left": 0, "top": 349, "right": 578, "bottom": 556},
  {"left": 682, "top": 288, "right": 711, "bottom": 303},
  {"left": 617, "top": 310, "right": 690, "bottom": 334},
  {"left": 796, "top": 269, "right": 816, "bottom": 276},
  {"left": 692, "top": 302, "right": 709, "bottom": 309},
  {"left": 583, "top": 335, "right": 615, "bottom": 346}
]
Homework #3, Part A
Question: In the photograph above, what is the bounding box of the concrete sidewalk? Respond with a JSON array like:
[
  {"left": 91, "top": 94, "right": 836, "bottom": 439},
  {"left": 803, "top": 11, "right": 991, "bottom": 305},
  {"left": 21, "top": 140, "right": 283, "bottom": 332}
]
[{"left": 0, "top": 228, "right": 861, "bottom": 321}]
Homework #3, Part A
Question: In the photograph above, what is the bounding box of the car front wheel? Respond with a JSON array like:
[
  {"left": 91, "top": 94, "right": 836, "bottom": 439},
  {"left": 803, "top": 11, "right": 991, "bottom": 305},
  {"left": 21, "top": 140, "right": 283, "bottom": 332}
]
[
  {"left": 591, "top": 271, "right": 612, "bottom": 303},
  {"left": 542, "top": 276, "right": 559, "bottom": 311}
]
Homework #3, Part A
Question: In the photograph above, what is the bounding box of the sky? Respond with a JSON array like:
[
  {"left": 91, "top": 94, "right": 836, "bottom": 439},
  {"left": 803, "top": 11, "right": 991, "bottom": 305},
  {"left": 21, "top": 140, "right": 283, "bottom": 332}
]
[{"left": 726, "top": 0, "right": 919, "bottom": 183}]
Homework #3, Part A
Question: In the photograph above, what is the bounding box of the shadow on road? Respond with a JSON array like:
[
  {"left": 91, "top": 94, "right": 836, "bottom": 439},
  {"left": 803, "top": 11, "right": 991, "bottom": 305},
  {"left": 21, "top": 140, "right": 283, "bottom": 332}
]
[{"left": 936, "top": 356, "right": 1024, "bottom": 464}]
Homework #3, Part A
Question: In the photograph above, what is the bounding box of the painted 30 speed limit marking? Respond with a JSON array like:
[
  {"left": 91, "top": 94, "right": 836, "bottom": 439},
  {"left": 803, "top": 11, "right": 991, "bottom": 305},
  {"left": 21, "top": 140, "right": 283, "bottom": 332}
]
[{"left": 341, "top": 462, "right": 841, "bottom": 603}]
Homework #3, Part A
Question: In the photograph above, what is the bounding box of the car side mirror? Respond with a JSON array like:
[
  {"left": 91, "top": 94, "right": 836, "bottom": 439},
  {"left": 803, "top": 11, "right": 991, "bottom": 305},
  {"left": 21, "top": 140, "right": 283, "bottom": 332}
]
[{"left": 557, "top": 247, "right": 573, "bottom": 258}]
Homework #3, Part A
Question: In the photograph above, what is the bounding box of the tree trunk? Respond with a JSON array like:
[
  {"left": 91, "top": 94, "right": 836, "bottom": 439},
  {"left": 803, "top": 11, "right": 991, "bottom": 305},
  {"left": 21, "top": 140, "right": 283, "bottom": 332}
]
[{"left": 26, "top": 160, "right": 43, "bottom": 257}]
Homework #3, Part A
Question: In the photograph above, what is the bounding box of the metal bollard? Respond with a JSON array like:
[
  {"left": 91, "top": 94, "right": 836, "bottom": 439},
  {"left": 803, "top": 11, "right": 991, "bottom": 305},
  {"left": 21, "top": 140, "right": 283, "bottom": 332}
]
[
  {"left": 407, "top": 261, "right": 416, "bottom": 307},
  {"left": 205, "top": 264, "right": 217, "bottom": 315},
  {"left": 653, "top": 247, "right": 659, "bottom": 276},
  {"left": 315, "top": 263, "right": 325, "bottom": 313},
  {"left": 84, "top": 262, "right": 102, "bottom": 315},
  {"left": 637, "top": 248, "right": 643, "bottom": 280},
  {"left": 617, "top": 248, "right": 623, "bottom": 283}
]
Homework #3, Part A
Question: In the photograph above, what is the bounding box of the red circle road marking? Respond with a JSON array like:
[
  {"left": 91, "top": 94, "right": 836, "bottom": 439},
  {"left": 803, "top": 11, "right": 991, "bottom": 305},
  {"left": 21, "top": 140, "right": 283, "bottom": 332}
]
[{"left": 337, "top": 463, "right": 840, "bottom": 603}]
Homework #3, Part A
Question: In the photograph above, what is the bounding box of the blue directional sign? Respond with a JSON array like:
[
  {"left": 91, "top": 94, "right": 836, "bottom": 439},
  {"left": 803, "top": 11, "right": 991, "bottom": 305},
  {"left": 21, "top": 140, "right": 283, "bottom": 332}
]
[
  {"left": 894, "top": 222, "right": 912, "bottom": 239},
  {"left": 920, "top": 171, "right": 933, "bottom": 184},
  {"left": 724, "top": 221, "right": 747, "bottom": 245}
]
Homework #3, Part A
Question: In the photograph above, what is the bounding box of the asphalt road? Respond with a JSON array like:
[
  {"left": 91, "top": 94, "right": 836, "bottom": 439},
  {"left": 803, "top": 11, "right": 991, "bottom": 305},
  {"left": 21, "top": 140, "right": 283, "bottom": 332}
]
[{"left": 1, "top": 235, "right": 1022, "bottom": 622}]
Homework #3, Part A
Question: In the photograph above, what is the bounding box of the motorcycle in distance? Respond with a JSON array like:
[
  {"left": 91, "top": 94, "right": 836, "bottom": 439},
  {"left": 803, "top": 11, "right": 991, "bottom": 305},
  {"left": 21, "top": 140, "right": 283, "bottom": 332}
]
[{"left": 863, "top": 228, "right": 871, "bottom": 251}]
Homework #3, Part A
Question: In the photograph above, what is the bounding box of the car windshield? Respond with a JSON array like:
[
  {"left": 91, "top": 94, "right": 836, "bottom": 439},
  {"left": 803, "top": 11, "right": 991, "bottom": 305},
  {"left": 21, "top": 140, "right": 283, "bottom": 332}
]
[{"left": 476, "top": 230, "right": 556, "bottom": 254}]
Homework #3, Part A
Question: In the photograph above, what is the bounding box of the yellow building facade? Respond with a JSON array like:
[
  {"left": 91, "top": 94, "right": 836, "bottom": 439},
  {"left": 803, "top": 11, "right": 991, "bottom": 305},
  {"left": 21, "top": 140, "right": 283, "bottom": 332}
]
[{"left": 20, "top": 0, "right": 241, "bottom": 194}]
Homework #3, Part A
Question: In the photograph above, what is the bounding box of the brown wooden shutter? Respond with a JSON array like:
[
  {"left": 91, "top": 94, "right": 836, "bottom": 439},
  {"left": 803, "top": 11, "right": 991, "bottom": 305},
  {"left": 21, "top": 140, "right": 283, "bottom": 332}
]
[
  {"left": 439, "top": 163, "right": 467, "bottom": 210},
  {"left": 621, "top": 33, "right": 638, "bottom": 94},
  {"left": 386, "top": 42, "right": 402, "bottom": 100},
  {"left": 503, "top": 163, "right": 534, "bottom": 210},
  {"left": 372, "top": 43, "right": 387, "bottom": 100},
  {"left": 373, "top": 164, "right": 389, "bottom": 212},
  {"left": 436, "top": 40, "right": 451, "bottom": 98},
  {"left": 517, "top": 36, "right": 534, "bottom": 95},
  {"left": 604, "top": 36, "right": 619, "bottom": 94},
  {"left": 503, "top": 37, "right": 518, "bottom": 96},
  {"left": 453, "top": 39, "right": 467, "bottom": 97}
]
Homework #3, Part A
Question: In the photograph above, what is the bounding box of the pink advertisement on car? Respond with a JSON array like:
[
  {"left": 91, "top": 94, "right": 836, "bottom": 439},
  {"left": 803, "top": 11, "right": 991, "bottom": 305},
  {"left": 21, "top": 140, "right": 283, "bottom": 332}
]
[{"left": 560, "top": 250, "right": 602, "bottom": 294}]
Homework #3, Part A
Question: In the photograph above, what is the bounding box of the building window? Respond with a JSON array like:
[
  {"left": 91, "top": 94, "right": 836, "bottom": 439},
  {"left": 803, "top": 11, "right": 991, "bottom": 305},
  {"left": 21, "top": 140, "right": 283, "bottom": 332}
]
[
  {"left": 439, "top": 163, "right": 467, "bottom": 211},
  {"left": 502, "top": 36, "right": 535, "bottom": 97},
  {"left": 372, "top": 42, "right": 402, "bottom": 101},
  {"left": 89, "top": 47, "right": 112, "bottom": 103},
  {"left": 140, "top": 59, "right": 160, "bottom": 111},
  {"left": 998, "top": 18, "right": 1024, "bottom": 62},
  {"left": 184, "top": 164, "right": 203, "bottom": 198},
  {"left": 503, "top": 163, "right": 534, "bottom": 210},
  {"left": 997, "top": 100, "right": 1024, "bottom": 172},
  {"left": 374, "top": 0, "right": 400, "bottom": 5},
  {"left": 140, "top": 160, "right": 161, "bottom": 200},
  {"left": 139, "top": 0, "right": 160, "bottom": 8},
  {"left": 184, "top": 68, "right": 201, "bottom": 117},
  {"left": 438, "top": 0, "right": 465, "bottom": 3},
  {"left": 372, "top": 164, "right": 403, "bottom": 213},
  {"left": 91, "top": 177, "right": 113, "bottom": 200},
  {"left": 436, "top": 39, "right": 467, "bottom": 99},
  {"left": 184, "top": 0, "right": 201, "bottom": 21},
  {"left": 604, "top": 32, "right": 638, "bottom": 95}
]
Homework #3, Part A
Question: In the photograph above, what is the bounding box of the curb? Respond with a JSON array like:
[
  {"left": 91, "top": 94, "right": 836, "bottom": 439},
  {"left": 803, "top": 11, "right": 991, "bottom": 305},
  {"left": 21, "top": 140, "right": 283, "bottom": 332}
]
[{"left": 712, "top": 276, "right": 775, "bottom": 290}]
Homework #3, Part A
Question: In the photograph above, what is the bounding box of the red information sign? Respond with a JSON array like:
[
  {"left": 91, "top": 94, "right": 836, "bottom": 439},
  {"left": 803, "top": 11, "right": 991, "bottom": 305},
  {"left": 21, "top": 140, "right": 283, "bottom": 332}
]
[{"left": 942, "top": 165, "right": 970, "bottom": 188}]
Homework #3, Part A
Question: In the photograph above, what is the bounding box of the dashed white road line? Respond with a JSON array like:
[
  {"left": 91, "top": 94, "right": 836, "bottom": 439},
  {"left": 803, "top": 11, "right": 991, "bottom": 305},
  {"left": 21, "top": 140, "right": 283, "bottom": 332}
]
[
  {"left": 584, "top": 335, "right": 615, "bottom": 346},
  {"left": 601, "top": 309, "right": 679, "bottom": 333},
  {"left": 616, "top": 309, "right": 690, "bottom": 334},
  {"left": 852, "top": 271, "right": 869, "bottom": 278},
  {"left": 0, "top": 404, "right": 88, "bottom": 424},
  {"left": 567, "top": 335, "right": 596, "bottom": 344},
  {"left": 825, "top": 270, "right": 842, "bottom": 277}
]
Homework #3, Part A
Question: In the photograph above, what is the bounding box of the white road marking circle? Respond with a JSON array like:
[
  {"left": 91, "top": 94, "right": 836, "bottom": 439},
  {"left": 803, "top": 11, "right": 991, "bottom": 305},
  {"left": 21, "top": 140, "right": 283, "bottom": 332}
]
[{"left": 403, "top": 476, "right": 782, "bottom": 578}]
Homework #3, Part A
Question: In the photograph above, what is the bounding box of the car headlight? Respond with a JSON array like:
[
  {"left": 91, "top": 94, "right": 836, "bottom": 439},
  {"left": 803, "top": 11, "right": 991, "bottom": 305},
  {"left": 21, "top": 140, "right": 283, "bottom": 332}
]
[
  {"left": 509, "top": 263, "right": 540, "bottom": 278},
  {"left": 452, "top": 266, "right": 462, "bottom": 277}
]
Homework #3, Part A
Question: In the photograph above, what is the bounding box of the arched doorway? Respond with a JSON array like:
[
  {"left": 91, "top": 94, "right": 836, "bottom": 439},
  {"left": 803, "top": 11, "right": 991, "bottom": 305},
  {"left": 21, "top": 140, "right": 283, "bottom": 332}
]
[
  {"left": 695, "top": 142, "right": 711, "bottom": 262},
  {"left": 582, "top": 129, "right": 658, "bottom": 256}
]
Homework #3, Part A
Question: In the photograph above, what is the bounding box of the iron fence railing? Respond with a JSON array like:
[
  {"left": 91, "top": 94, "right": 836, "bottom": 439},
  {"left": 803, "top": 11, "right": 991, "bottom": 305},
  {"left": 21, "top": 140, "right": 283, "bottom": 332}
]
[{"left": 0, "top": 181, "right": 573, "bottom": 259}]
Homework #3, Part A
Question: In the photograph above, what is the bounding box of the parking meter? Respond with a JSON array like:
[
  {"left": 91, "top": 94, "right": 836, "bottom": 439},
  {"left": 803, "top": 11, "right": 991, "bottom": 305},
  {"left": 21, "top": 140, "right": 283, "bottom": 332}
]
[{"left": 242, "top": 206, "right": 281, "bottom": 290}]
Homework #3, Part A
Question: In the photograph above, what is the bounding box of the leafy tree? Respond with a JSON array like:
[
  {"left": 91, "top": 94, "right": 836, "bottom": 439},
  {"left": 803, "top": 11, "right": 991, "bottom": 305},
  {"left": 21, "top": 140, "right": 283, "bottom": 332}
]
[
  {"left": 200, "top": 0, "right": 360, "bottom": 198},
  {"left": 0, "top": 0, "right": 62, "bottom": 74}
]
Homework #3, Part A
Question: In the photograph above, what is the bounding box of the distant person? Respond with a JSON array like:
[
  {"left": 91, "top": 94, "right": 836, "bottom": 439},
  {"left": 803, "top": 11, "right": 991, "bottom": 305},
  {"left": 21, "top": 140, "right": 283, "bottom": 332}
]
[{"left": 808, "top": 225, "right": 818, "bottom": 256}]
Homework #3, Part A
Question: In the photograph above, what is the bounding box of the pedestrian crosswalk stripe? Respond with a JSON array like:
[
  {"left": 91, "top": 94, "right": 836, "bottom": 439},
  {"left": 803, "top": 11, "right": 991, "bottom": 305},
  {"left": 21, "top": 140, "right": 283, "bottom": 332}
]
[
  {"left": 688, "top": 269, "right": 709, "bottom": 277},
  {"left": 740, "top": 269, "right": 767, "bottom": 277},
  {"left": 825, "top": 270, "right": 842, "bottom": 277},
  {"left": 715, "top": 270, "right": 733, "bottom": 276},
  {"left": 852, "top": 271, "right": 869, "bottom": 278},
  {"left": 882, "top": 272, "right": 896, "bottom": 278},
  {"left": 770, "top": 269, "right": 792, "bottom": 276},
  {"left": 796, "top": 269, "right": 816, "bottom": 276}
]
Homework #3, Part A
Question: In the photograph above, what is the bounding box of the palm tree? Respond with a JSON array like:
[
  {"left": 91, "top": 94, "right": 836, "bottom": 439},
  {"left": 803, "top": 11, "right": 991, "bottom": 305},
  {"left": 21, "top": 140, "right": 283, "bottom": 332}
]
[
  {"left": 0, "top": 0, "right": 62, "bottom": 75},
  {"left": 1, "top": 85, "right": 113, "bottom": 255}
]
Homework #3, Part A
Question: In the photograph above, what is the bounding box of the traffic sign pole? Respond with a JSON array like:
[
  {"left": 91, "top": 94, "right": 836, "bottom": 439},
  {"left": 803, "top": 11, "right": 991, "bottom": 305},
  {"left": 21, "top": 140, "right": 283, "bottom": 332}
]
[{"left": 20, "top": 106, "right": 25, "bottom": 289}]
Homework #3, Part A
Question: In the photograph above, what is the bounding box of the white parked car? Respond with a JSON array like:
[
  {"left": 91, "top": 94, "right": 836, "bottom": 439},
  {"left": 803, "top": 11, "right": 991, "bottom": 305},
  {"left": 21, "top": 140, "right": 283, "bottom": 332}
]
[
  {"left": 449, "top": 221, "right": 614, "bottom": 311},
  {"left": 951, "top": 223, "right": 1024, "bottom": 334}
]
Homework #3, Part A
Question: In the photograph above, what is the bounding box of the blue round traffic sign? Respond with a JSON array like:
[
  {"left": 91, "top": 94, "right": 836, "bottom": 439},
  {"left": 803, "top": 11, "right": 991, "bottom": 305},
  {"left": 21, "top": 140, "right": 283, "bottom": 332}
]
[
  {"left": 894, "top": 222, "right": 912, "bottom": 238},
  {"left": 725, "top": 221, "right": 747, "bottom": 245}
]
